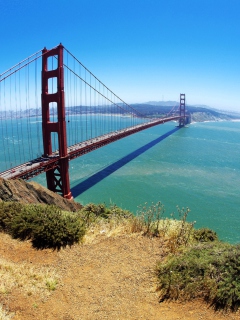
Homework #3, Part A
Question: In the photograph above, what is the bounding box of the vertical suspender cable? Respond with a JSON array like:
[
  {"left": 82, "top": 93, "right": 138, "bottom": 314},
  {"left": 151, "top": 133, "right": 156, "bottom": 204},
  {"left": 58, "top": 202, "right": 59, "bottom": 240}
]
[
  {"left": 19, "top": 66, "right": 25, "bottom": 163},
  {"left": 85, "top": 68, "right": 87, "bottom": 141},
  {"left": 4, "top": 80, "right": 11, "bottom": 168},
  {"left": 35, "top": 54, "right": 41, "bottom": 157},
  {"left": 74, "top": 57, "right": 77, "bottom": 144},
  {"left": 15, "top": 70, "right": 22, "bottom": 165},
  {"left": 65, "top": 50, "right": 69, "bottom": 145},
  {"left": 10, "top": 73, "right": 17, "bottom": 168},
  {"left": 0, "top": 78, "right": 8, "bottom": 170},
  {"left": 28, "top": 59, "right": 34, "bottom": 159},
  {"left": 90, "top": 73, "right": 92, "bottom": 139},
  {"left": 25, "top": 59, "right": 32, "bottom": 161},
  {"left": 79, "top": 62, "right": 83, "bottom": 142}
]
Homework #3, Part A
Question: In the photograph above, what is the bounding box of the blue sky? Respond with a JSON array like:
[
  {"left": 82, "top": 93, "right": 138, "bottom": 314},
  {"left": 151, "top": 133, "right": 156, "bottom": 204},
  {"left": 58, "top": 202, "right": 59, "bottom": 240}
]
[{"left": 1, "top": 0, "right": 240, "bottom": 111}]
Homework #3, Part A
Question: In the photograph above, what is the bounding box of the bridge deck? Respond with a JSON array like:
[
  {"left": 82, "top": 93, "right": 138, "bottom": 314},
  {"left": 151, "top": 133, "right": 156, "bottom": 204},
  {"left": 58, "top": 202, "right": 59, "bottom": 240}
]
[{"left": 0, "top": 116, "right": 181, "bottom": 181}]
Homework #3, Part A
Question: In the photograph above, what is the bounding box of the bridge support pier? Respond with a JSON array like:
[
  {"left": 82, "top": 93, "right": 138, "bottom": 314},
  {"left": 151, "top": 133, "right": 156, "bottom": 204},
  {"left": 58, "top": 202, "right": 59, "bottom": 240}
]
[
  {"left": 179, "top": 93, "right": 186, "bottom": 127},
  {"left": 42, "top": 44, "right": 72, "bottom": 199}
]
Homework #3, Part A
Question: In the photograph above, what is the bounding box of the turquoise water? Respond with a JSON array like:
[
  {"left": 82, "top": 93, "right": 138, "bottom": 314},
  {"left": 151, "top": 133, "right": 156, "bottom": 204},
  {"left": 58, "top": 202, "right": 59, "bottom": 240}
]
[
  {"left": 68, "top": 121, "right": 240, "bottom": 244},
  {"left": 1, "top": 117, "right": 240, "bottom": 243}
]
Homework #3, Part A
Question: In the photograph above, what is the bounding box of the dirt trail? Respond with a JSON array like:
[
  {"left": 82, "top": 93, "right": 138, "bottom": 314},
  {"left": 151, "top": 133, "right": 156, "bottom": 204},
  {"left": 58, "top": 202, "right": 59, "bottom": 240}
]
[{"left": 0, "top": 232, "right": 239, "bottom": 320}]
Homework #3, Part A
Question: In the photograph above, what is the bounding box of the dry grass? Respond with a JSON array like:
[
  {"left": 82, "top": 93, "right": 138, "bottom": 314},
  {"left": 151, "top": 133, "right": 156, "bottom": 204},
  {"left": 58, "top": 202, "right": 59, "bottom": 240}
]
[
  {"left": 0, "top": 257, "right": 59, "bottom": 297},
  {"left": 83, "top": 216, "right": 136, "bottom": 243},
  {"left": 83, "top": 213, "right": 193, "bottom": 247},
  {"left": 1, "top": 222, "right": 239, "bottom": 319},
  {"left": 0, "top": 203, "right": 194, "bottom": 318},
  {"left": 0, "top": 303, "right": 15, "bottom": 320},
  {"left": 0, "top": 256, "right": 59, "bottom": 319}
]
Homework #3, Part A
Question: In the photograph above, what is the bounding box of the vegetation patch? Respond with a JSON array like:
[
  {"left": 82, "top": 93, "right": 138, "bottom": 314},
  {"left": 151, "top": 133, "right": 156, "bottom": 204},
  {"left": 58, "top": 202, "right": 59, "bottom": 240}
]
[
  {"left": 0, "top": 202, "right": 85, "bottom": 250},
  {"left": 156, "top": 242, "right": 240, "bottom": 311},
  {"left": 77, "top": 203, "right": 134, "bottom": 240},
  {"left": 192, "top": 227, "right": 218, "bottom": 242},
  {"left": 78, "top": 203, "right": 132, "bottom": 224},
  {"left": 1, "top": 199, "right": 240, "bottom": 314},
  {"left": 0, "top": 256, "right": 59, "bottom": 298},
  {"left": 0, "top": 303, "right": 14, "bottom": 320}
]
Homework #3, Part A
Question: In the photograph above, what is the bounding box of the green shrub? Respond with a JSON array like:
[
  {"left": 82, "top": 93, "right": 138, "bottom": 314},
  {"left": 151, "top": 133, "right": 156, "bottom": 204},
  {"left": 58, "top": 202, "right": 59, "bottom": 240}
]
[
  {"left": 9, "top": 204, "right": 41, "bottom": 241},
  {"left": 82, "top": 203, "right": 111, "bottom": 219},
  {"left": 78, "top": 203, "right": 132, "bottom": 226},
  {"left": 13, "top": 205, "right": 85, "bottom": 250},
  {"left": 0, "top": 202, "right": 24, "bottom": 232},
  {"left": 156, "top": 242, "right": 240, "bottom": 311},
  {"left": 0, "top": 202, "right": 85, "bottom": 250},
  {"left": 193, "top": 227, "right": 218, "bottom": 242},
  {"left": 33, "top": 207, "right": 85, "bottom": 250}
]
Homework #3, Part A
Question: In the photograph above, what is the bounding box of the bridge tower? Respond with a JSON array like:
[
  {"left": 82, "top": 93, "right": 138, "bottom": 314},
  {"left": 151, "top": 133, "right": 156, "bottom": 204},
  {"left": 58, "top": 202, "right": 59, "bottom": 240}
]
[
  {"left": 179, "top": 93, "right": 186, "bottom": 127},
  {"left": 41, "top": 44, "right": 72, "bottom": 199}
]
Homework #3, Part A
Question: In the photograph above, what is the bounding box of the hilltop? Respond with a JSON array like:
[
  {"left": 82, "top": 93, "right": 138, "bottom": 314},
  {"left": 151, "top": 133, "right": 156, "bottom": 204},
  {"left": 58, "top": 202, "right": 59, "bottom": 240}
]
[
  {"left": 2, "top": 232, "right": 239, "bottom": 320},
  {"left": 0, "top": 178, "right": 239, "bottom": 319}
]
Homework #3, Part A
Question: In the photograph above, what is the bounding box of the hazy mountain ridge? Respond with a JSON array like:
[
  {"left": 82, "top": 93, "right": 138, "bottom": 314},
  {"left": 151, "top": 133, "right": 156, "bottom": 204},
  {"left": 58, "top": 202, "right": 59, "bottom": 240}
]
[{"left": 131, "top": 101, "right": 240, "bottom": 121}]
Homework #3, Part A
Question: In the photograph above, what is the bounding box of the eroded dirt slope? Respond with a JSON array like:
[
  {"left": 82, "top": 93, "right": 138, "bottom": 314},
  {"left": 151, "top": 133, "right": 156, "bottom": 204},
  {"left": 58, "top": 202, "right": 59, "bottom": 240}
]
[{"left": 0, "top": 232, "right": 239, "bottom": 320}]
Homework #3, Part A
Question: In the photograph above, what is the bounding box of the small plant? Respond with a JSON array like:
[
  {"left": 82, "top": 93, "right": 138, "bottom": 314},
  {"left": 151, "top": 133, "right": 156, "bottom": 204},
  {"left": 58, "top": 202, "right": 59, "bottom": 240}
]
[
  {"left": 193, "top": 227, "right": 218, "bottom": 242},
  {"left": 136, "top": 201, "right": 165, "bottom": 236},
  {"left": 164, "top": 207, "right": 195, "bottom": 253},
  {"left": 46, "top": 279, "right": 58, "bottom": 291}
]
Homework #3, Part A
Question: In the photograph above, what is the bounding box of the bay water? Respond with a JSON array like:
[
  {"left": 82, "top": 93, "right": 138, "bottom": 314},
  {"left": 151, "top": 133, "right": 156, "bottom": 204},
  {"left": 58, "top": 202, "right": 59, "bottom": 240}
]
[{"left": 1, "top": 117, "right": 240, "bottom": 243}]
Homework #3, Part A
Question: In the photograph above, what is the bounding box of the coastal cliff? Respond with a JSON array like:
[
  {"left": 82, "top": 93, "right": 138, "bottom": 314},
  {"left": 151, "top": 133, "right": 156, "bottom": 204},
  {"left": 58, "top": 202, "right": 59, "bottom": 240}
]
[{"left": 0, "top": 177, "right": 81, "bottom": 212}]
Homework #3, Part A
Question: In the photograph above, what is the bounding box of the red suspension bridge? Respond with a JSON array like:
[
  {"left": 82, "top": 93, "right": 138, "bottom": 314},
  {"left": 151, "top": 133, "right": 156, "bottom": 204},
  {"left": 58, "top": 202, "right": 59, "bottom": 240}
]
[{"left": 0, "top": 44, "right": 187, "bottom": 199}]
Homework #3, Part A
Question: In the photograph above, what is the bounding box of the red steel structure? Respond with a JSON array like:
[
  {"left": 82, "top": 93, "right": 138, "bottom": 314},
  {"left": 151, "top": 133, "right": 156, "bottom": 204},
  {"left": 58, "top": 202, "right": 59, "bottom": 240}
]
[
  {"left": 41, "top": 44, "right": 72, "bottom": 199},
  {"left": 179, "top": 93, "right": 186, "bottom": 127}
]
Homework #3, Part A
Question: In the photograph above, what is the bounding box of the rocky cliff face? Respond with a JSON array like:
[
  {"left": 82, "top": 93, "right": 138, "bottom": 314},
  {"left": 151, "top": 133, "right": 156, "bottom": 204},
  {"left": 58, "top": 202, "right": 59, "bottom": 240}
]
[{"left": 0, "top": 178, "right": 82, "bottom": 212}]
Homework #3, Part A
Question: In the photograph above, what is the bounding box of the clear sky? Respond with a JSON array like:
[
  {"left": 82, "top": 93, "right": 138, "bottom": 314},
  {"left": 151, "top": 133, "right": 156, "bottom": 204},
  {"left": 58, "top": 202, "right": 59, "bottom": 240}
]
[{"left": 1, "top": 0, "right": 240, "bottom": 111}]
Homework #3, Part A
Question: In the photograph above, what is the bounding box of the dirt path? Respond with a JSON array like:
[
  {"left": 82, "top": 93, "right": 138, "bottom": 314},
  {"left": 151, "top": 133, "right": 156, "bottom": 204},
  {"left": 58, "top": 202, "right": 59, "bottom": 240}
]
[{"left": 0, "top": 233, "right": 239, "bottom": 320}]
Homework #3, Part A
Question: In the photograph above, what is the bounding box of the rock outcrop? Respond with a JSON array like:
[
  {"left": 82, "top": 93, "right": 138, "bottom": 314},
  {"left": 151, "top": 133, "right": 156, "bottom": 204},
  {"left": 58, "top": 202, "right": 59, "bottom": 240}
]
[{"left": 0, "top": 178, "right": 82, "bottom": 212}]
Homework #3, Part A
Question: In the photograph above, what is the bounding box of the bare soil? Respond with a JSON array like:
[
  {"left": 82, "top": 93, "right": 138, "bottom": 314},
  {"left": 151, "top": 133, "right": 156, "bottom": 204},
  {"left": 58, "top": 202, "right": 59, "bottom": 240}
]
[{"left": 0, "top": 232, "right": 239, "bottom": 320}]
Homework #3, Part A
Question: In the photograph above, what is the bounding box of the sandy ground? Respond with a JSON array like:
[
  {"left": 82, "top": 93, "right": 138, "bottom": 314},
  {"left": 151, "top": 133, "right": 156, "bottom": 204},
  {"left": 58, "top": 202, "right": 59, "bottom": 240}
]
[{"left": 0, "top": 232, "right": 239, "bottom": 320}]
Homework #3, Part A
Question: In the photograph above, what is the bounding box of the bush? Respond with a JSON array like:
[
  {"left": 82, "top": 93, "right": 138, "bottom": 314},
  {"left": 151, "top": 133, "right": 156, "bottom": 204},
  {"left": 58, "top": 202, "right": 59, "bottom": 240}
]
[
  {"left": 33, "top": 208, "right": 85, "bottom": 250},
  {"left": 0, "top": 202, "right": 85, "bottom": 250},
  {"left": 9, "top": 204, "right": 40, "bottom": 241},
  {"left": 82, "top": 203, "right": 111, "bottom": 219},
  {"left": 78, "top": 203, "right": 132, "bottom": 226},
  {"left": 0, "top": 201, "right": 24, "bottom": 232},
  {"left": 156, "top": 242, "right": 240, "bottom": 311},
  {"left": 193, "top": 227, "right": 218, "bottom": 242}
]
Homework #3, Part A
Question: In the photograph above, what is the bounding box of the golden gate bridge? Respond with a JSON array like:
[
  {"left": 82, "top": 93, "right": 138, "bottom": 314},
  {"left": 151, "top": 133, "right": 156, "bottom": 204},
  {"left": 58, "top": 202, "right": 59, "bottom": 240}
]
[{"left": 0, "top": 44, "right": 187, "bottom": 199}]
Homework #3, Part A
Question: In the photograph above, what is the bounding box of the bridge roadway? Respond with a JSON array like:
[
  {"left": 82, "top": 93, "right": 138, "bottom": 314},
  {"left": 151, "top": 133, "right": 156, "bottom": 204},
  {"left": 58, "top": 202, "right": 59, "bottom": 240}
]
[{"left": 0, "top": 115, "right": 181, "bottom": 181}]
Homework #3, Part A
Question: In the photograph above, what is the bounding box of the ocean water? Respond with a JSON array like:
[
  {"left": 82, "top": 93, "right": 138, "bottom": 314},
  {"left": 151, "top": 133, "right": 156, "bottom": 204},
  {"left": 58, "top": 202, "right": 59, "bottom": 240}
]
[
  {"left": 68, "top": 120, "right": 240, "bottom": 244},
  {"left": 1, "top": 117, "right": 240, "bottom": 243}
]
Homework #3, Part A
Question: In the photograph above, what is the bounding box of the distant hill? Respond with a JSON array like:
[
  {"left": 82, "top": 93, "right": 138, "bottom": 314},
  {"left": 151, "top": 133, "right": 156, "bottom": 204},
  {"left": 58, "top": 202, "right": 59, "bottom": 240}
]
[
  {"left": 145, "top": 101, "right": 179, "bottom": 107},
  {"left": 130, "top": 102, "right": 240, "bottom": 122}
]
